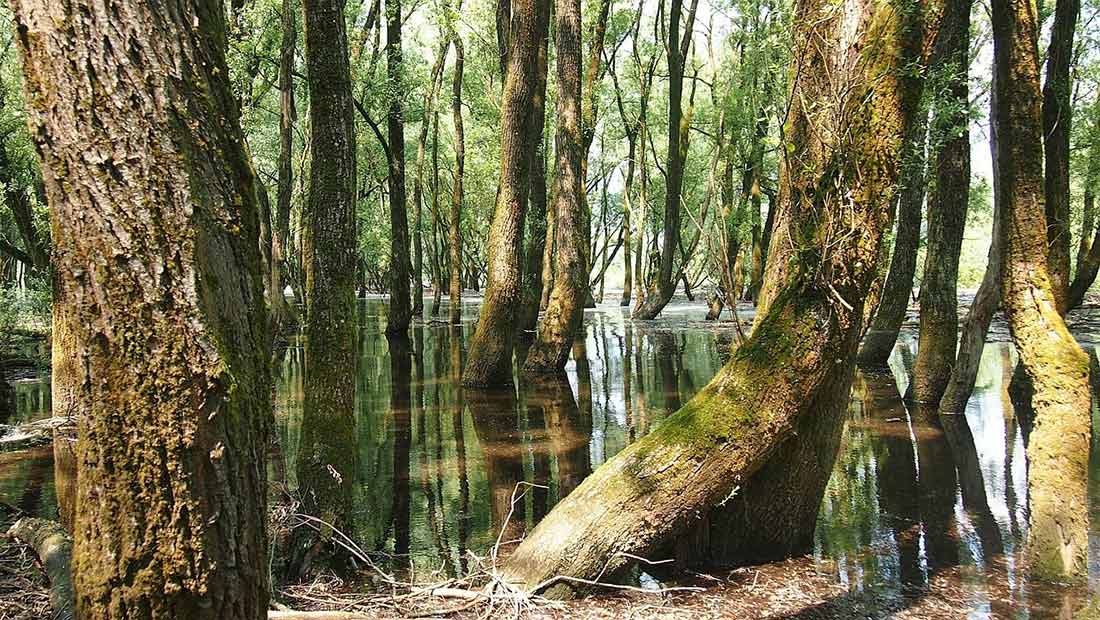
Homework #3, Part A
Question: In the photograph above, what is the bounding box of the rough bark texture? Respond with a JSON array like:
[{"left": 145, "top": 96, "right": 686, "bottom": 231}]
[
  {"left": 1040, "top": 0, "right": 1078, "bottom": 311},
  {"left": 991, "top": 0, "right": 1090, "bottom": 581},
  {"left": 11, "top": 1, "right": 273, "bottom": 617},
  {"left": 386, "top": 0, "right": 412, "bottom": 334},
  {"left": 462, "top": 0, "right": 547, "bottom": 385},
  {"left": 296, "top": 0, "right": 360, "bottom": 578},
  {"left": 449, "top": 35, "right": 465, "bottom": 326},
  {"left": 909, "top": 0, "right": 970, "bottom": 405},
  {"left": 522, "top": 0, "right": 584, "bottom": 374},
  {"left": 501, "top": 0, "right": 909, "bottom": 592}
]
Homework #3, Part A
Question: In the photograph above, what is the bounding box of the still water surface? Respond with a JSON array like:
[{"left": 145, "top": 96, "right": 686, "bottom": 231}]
[{"left": 2, "top": 298, "right": 1098, "bottom": 617}]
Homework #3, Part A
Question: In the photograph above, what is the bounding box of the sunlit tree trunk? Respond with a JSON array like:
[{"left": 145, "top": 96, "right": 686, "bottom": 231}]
[
  {"left": 11, "top": 0, "right": 272, "bottom": 616},
  {"left": 991, "top": 0, "right": 1090, "bottom": 581},
  {"left": 501, "top": 0, "right": 911, "bottom": 592},
  {"left": 463, "top": 0, "right": 548, "bottom": 385},
  {"left": 909, "top": 0, "right": 971, "bottom": 405},
  {"left": 1041, "top": 0, "right": 1079, "bottom": 311},
  {"left": 523, "top": 0, "right": 584, "bottom": 373},
  {"left": 449, "top": 34, "right": 466, "bottom": 326}
]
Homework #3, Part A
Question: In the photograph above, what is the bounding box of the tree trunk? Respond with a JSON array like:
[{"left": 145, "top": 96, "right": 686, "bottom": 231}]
[
  {"left": 501, "top": 0, "right": 911, "bottom": 591},
  {"left": 386, "top": 0, "right": 412, "bottom": 334},
  {"left": 1041, "top": 0, "right": 1079, "bottom": 311},
  {"left": 462, "top": 0, "right": 547, "bottom": 386},
  {"left": 11, "top": 0, "right": 273, "bottom": 616},
  {"left": 631, "top": 0, "right": 699, "bottom": 320},
  {"left": 413, "top": 39, "right": 452, "bottom": 319},
  {"left": 430, "top": 113, "right": 444, "bottom": 316},
  {"left": 522, "top": 0, "right": 584, "bottom": 374},
  {"left": 293, "top": 0, "right": 361, "bottom": 579},
  {"left": 272, "top": 0, "right": 299, "bottom": 333},
  {"left": 517, "top": 20, "right": 552, "bottom": 337},
  {"left": 449, "top": 35, "right": 466, "bottom": 326},
  {"left": 1066, "top": 107, "right": 1100, "bottom": 309},
  {"left": 909, "top": 0, "right": 971, "bottom": 405},
  {"left": 991, "top": 0, "right": 1090, "bottom": 581}
]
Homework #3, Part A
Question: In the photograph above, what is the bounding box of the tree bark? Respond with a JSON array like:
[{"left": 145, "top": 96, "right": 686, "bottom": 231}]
[
  {"left": 991, "top": 0, "right": 1090, "bottom": 581},
  {"left": 11, "top": 0, "right": 273, "bottom": 616},
  {"left": 412, "top": 37, "right": 451, "bottom": 319},
  {"left": 386, "top": 0, "right": 412, "bottom": 334},
  {"left": 462, "top": 0, "right": 548, "bottom": 385},
  {"left": 449, "top": 34, "right": 466, "bottom": 326},
  {"left": 909, "top": 0, "right": 971, "bottom": 405},
  {"left": 501, "top": 0, "right": 911, "bottom": 592},
  {"left": 272, "top": 0, "right": 299, "bottom": 333},
  {"left": 295, "top": 0, "right": 360, "bottom": 578},
  {"left": 523, "top": 0, "right": 584, "bottom": 373},
  {"left": 1040, "top": 0, "right": 1079, "bottom": 311}
]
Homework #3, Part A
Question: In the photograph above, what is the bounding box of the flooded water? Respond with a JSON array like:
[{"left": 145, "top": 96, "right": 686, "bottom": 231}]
[{"left": 3, "top": 298, "right": 1099, "bottom": 617}]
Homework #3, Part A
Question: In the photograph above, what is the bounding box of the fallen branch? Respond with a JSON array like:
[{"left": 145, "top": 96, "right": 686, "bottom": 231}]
[
  {"left": 0, "top": 416, "right": 72, "bottom": 452},
  {"left": 7, "top": 517, "right": 74, "bottom": 620}
]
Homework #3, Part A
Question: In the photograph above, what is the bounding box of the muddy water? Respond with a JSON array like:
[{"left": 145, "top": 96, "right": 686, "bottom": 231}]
[{"left": 3, "top": 298, "right": 1099, "bottom": 617}]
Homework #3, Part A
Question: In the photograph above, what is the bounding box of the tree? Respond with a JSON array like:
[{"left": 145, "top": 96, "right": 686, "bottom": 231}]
[
  {"left": 632, "top": 0, "right": 700, "bottom": 320},
  {"left": 10, "top": 0, "right": 272, "bottom": 616},
  {"left": 500, "top": 0, "right": 915, "bottom": 591},
  {"left": 517, "top": 19, "right": 552, "bottom": 337},
  {"left": 1041, "top": 0, "right": 1080, "bottom": 310},
  {"left": 909, "top": 0, "right": 971, "bottom": 405},
  {"left": 990, "top": 0, "right": 1090, "bottom": 581},
  {"left": 462, "top": 0, "right": 549, "bottom": 385},
  {"left": 386, "top": 0, "right": 413, "bottom": 334},
  {"left": 523, "top": 0, "right": 585, "bottom": 373},
  {"left": 273, "top": 0, "right": 300, "bottom": 333},
  {"left": 449, "top": 28, "right": 466, "bottom": 326},
  {"left": 297, "top": 0, "right": 360, "bottom": 573}
]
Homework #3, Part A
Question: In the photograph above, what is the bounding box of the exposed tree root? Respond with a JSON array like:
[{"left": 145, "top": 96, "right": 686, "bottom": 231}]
[{"left": 6, "top": 517, "right": 74, "bottom": 620}]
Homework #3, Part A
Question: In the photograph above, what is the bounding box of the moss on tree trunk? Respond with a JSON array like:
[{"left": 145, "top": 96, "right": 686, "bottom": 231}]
[
  {"left": 11, "top": 0, "right": 273, "bottom": 616},
  {"left": 991, "top": 0, "right": 1090, "bottom": 581}
]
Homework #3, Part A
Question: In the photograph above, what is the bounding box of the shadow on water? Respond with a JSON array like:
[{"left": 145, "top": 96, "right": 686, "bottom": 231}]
[{"left": 4, "top": 298, "right": 1100, "bottom": 616}]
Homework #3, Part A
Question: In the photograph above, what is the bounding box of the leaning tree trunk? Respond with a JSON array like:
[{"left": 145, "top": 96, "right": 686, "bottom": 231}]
[
  {"left": 1041, "top": 0, "right": 1079, "bottom": 312},
  {"left": 294, "top": 0, "right": 360, "bottom": 578},
  {"left": 991, "top": 0, "right": 1090, "bottom": 581},
  {"left": 462, "top": 0, "right": 548, "bottom": 386},
  {"left": 522, "top": 0, "right": 584, "bottom": 373},
  {"left": 1066, "top": 103, "right": 1100, "bottom": 310},
  {"left": 449, "top": 34, "right": 466, "bottom": 326},
  {"left": 501, "top": 0, "right": 912, "bottom": 593},
  {"left": 386, "top": 0, "right": 412, "bottom": 334},
  {"left": 909, "top": 0, "right": 971, "bottom": 405},
  {"left": 11, "top": 1, "right": 273, "bottom": 617}
]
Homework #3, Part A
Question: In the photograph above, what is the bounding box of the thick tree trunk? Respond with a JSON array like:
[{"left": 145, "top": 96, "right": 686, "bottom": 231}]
[
  {"left": 449, "top": 35, "right": 466, "bottom": 326},
  {"left": 909, "top": 0, "right": 971, "bottom": 405},
  {"left": 462, "top": 0, "right": 547, "bottom": 386},
  {"left": 501, "top": 0, "right": 910, "bottom": 592},
  {"left": 272, "top": 0, "right": 299, "bottom": 333},
  {"left": 386, "top": 0, "right": 412, "bottom": 334},
  {"left": 1041, "top": 0, "right": 1079, "bottom": 311},
  {"left": 295, "top": 0, "right": 360, "bottom": 579},
  {"left": 11, "top": 1, "right": 273, "bottom": 617},
  {"left": 991, "top": 0, "right": 1090, "bottom": 581},
  {"left": 523, "top": 0, "right": 584, "bottom": 373}
]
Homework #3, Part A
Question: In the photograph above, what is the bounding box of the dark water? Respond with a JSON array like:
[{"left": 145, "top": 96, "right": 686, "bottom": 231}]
[{"left": 3, "top": 298, "right": 1099, "bottom": 617}]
